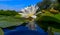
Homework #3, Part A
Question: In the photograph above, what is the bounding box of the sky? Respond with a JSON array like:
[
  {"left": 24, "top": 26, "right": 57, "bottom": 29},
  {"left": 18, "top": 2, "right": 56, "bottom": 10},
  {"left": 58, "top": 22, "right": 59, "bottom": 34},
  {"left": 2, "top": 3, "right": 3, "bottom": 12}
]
[{"left": 0, "top": 0, "right": 42, "bottom": 11}]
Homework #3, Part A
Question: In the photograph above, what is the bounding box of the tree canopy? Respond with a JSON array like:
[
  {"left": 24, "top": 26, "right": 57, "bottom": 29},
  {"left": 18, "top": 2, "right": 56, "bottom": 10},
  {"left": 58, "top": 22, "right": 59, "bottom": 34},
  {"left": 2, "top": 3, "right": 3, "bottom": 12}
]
[{"left": 0, "top": 10, "right": 18, "bottom": 16}]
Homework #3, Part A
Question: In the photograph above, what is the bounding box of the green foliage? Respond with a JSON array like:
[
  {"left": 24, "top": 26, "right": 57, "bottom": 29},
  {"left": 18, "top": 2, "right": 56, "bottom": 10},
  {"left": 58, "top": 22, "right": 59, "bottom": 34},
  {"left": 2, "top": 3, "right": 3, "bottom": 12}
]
[
  {"left": 14, "top": 14, "right": 22, "bottom": 19},
  {"left": 57, "top": 0, "right": 60, "bottom": 3},
  {"left": 0, "top": 28, "right": 4, "bottom": 35},
  {"left": 0, "top": 10, "right": 18, "bottom": 16},
  {"left": 36, "top": 16, "right": 59, "bottom": 31},
  {"left": 0, "top": 16, "right": 26, "bottom": 28},
  {"left": 54, "top": 4, "right": 60, "bottom": 11},
  {"left": 36, "top": 11, "right": 60, "bottom": 32},
  {"left": 36, "top": 0, "right": 60, "bottom": 32},
  {"left": 37, "top": 0, "right": 51, "bottom": 10},
  {"left": 0, "top": 10, "right": 27, "bottom": 28},
  {"left": 52, "top": 27, "right": 60, "bottom": 32}
]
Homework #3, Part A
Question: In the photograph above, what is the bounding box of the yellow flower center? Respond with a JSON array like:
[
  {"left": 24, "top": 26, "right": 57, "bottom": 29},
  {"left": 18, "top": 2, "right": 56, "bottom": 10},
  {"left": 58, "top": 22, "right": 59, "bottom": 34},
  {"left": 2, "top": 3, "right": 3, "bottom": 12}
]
[{"left": 28, "top": 13, "right": 33, "bottom": 17}]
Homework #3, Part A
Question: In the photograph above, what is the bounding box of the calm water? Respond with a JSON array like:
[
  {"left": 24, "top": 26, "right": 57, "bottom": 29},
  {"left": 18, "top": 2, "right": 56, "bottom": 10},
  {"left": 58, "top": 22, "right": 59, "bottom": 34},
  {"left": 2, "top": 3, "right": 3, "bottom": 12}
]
[{"left": 54, "top": 32, "right": 60, "bottom": 35}]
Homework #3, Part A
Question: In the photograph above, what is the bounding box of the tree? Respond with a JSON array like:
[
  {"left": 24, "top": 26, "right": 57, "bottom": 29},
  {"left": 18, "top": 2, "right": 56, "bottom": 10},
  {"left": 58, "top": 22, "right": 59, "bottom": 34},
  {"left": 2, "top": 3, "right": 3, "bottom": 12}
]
[
  {"left": 37, "top": 0, "right": 51, "bottom": 10},
  {"left": 0, "top": 10, "right": 18, "bottom": 16},
  {"left": 53, "top": 0, "right": 60, "bottom": 11}
]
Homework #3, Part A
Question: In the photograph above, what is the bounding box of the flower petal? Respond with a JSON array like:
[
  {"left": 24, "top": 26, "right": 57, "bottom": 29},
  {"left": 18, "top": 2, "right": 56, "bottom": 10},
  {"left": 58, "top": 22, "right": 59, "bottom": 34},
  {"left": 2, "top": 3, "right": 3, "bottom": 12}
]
[
  {"left": 21, "top": 9, "right": 26, "bottom": 14},
  {"left": 31, "top": 15, "right": 37, "bottom": 19},
  {"left": 31, "top": 5, "right": 39, "bottom": 14}
]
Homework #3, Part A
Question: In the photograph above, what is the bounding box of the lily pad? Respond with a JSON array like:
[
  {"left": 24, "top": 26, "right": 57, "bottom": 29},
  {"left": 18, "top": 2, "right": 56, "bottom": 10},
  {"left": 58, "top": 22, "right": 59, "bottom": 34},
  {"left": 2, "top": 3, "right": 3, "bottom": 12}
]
[
  {"left": 0, "top": 16, "right": 26, "bottom": 28},
  {"left": 0, "top": 28, "right": 4, "bottom": 35}
]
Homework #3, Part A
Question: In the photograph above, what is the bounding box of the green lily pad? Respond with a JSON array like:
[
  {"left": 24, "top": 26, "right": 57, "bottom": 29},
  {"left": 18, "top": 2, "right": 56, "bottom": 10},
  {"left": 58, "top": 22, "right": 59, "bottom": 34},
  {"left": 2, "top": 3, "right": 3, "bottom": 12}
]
[
  {"left": 36, "top": 12, "right": 60, "bottom": 31},
  {"left": 0, "top": 16, "right": 26, "bottom": 28},
  {"left": 0, "top": 28, "right": 4, "bottom": 35}
]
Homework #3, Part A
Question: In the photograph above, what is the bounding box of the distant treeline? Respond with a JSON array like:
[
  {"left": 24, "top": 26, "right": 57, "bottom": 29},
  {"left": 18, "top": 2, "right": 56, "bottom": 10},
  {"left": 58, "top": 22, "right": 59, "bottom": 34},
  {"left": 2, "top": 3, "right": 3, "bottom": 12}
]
[
  {"left": 37, "top": 0, "right": 60, "bottom": 11},
  {"left": 0, "top": 10, "right": 19, "bottom": 16}
]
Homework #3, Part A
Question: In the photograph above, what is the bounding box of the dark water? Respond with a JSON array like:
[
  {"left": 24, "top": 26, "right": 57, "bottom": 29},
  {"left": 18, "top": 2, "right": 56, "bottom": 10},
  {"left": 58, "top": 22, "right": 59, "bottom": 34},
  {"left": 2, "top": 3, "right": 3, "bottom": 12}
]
[
  {"left": 3, "top": 25, "right": 48, "bottom": 35},
  {"left": 54, "top": 32, "right": 60, "bottom": 35}
]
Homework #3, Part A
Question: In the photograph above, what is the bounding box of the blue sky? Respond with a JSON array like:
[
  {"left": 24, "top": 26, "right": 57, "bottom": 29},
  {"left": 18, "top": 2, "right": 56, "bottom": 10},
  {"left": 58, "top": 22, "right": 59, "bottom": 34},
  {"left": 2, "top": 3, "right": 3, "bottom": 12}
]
[{"left": 0, "top": 0, "right": 42, "bottom": 11}]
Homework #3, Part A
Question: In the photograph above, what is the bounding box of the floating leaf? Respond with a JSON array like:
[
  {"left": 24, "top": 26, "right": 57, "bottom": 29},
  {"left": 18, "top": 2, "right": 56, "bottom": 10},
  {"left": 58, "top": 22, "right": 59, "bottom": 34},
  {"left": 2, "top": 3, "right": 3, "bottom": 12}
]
[
  {"left": 0, "top": 16, "right": 26, "bottom": 28},
  {"left": 36, "top": 13, "right": 60, "bottom": 32},
  {"left": 0, "top": 28, "right": 4, "bottom": 35}
]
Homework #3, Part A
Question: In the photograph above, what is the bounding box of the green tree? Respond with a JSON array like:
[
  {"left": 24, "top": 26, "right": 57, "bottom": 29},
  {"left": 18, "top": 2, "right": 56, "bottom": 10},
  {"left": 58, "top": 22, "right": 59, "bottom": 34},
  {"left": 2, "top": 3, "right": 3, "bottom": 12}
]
[
  {"left": 37, "top": 0, "right": 51, "bottom": 10},
  {"left": 0, "top": 10, "right": 18, "bottom": 16},
  {"left": 54, "top": 0, "right": 60, "bottom": 11}
]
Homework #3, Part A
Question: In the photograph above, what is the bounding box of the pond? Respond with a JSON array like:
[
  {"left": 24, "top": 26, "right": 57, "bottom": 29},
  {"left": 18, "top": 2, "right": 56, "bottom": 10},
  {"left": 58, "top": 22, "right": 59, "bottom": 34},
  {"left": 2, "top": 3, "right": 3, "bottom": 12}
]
[
  {"left": 3, "top": 25, "right": 48, "bottom": 35},
  {"left": 54, "top": 32, "right": 60, "bottom": 35}
]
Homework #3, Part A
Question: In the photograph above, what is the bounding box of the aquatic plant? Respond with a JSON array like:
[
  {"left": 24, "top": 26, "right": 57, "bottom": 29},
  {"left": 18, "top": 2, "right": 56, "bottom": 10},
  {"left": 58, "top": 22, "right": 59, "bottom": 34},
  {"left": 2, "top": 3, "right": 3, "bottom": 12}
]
[{"left": 19, "top": 5, "right": 42, "bottom": 30}]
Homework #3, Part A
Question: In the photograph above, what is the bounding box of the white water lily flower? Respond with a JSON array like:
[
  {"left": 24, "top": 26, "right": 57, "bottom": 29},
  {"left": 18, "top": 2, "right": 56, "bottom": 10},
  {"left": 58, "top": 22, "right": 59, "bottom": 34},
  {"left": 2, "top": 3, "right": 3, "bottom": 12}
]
[
  {"left": 19, "top": 5, "right": 42, "bottom": 30},
  {"left": 19, "top": 5, "right": 39, "bottom": 19}
]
